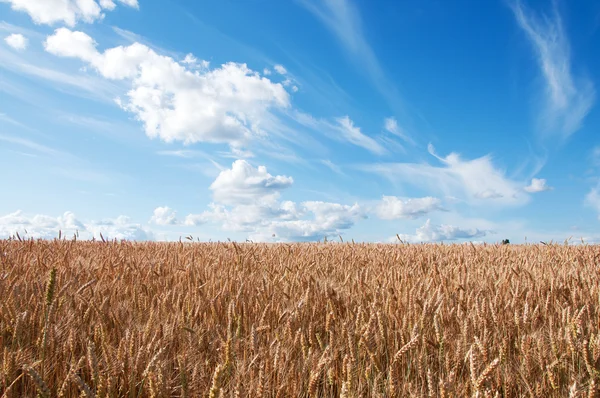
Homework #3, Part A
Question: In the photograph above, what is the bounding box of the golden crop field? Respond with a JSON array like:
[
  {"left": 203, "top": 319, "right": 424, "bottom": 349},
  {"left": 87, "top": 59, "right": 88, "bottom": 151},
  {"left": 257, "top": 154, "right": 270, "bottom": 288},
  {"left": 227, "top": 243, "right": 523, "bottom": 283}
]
[{"left": 1, "top": 239, "right": 599, "bottom": 397}]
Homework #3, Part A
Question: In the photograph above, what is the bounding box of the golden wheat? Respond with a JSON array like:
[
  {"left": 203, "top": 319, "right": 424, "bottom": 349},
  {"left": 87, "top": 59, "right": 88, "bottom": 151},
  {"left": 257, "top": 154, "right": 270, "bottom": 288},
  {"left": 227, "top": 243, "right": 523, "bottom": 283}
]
[{"left": 1, "top": 239, "right": 600, "bottom": 396}]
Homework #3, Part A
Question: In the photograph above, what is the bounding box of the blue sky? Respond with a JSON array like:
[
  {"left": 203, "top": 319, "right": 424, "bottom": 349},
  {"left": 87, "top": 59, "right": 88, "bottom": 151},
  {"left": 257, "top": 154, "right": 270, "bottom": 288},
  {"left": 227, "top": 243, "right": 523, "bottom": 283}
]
[{"left": 0, "top": 0, "right": 599, "bottom": 243}]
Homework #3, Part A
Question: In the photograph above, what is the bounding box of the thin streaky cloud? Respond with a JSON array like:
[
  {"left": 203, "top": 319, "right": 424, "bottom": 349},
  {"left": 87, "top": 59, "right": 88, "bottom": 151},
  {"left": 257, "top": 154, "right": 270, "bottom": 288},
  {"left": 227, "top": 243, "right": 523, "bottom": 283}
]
[
  {"left": 297, "top": 0, "right": 412, "bottom": 135},
  {"left": 0, "top": 43, "right": 122, "bottom": 103},
  {"left": 157, "top": 150, "right": 211, "bottom": 159},
  {"left": 0, "top": 134, "right": 63, "bottom": 156},
  {"left": 510, "top": 0, "right": 595, "bottom": 139},
  {"left": 320, "top": 159, "right": 345, "bottom": 175},
  {"left": 0, "top": 112, "right": 33, "bottom": 131}
]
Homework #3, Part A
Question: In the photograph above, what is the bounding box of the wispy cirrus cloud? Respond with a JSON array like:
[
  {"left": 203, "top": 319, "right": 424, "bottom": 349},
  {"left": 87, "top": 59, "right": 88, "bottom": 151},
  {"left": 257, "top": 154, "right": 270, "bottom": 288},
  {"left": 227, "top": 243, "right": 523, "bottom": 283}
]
[
  {"left": 384, "top": 117, "right": 414, "bottom": 145},
  {"left": 291, "top": 111, "right": 390, "bottom": 155},
  {"left": 511, "top": 0, "right": 595, "bottom": 139},
  {"left": 359, "top": 144, "right": 530, "bottom": 207},
  {"left": 0, "top": 134, "right": 63, "bottom": 157},
  {"left": 333, "top": 116, "right": 386, "bottom": 155},
  {"left": 320, "top": 159, "right": 344, "bottom": 175},
  {"left": 297, "top": 0, "right": 410, "bottom": 130}
]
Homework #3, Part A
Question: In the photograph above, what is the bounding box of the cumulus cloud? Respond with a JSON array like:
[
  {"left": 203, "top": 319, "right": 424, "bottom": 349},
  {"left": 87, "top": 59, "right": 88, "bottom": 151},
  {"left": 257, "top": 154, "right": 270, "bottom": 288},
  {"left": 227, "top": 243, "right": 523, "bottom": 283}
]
[
  {"left": 149, "top": 206, "right": 178, "bottom": 225},
  {"left": 44, "top": 28, "right": 291, "bottom": 149},
  {"left": 209, "top": 160, "right": 293, "bottom": 205},
  {"left": 273, "top": 64, "right": 287, "bottom": 75},
  {"left": 248, "top": 201, "right": 363, "bottom": 242},
  {"left": 85, "top": 215, "right": 154, "bottom": 240},
  {"left": 362, "top": 144, "right": 528, "bottom": 207},
  {"left": 0, "top": 210, "right": 153, "bottom": 240},
  {"left": 185, "top": 200, "right": 363, "bottom": 242},
  {"left": 376, "top": 196, "right": 443, "bottom": 220},
  {"left": 524, "top": 178, "right": 552, "bottom": 193},
  {"left": 1, "top": 0, "right": 138, "bottom": 27},
  {"left": 182, "top": 160, "right": 364, "bottom": 241},
  {"left": 511, "top": 0, "right": 595, "bottom": 138},
  {"left": 397, "top": 219, "right": 488, "bottom": 243},
  {"left": 4, "top": 33, "right": 28, "bottom": 50}
]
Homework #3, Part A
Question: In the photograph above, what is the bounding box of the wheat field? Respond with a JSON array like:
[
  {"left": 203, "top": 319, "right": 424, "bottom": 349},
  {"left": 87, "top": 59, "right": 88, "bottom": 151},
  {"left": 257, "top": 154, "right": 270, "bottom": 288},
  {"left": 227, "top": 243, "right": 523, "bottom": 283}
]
[{"left": 0, "top": 239, "right": 599, "bottom": 397}]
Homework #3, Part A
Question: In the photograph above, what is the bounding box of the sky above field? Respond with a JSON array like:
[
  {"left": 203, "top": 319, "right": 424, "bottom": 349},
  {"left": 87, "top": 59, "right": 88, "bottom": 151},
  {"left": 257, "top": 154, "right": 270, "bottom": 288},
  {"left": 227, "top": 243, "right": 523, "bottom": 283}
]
[{"left": 0, "top": 0, "right": 599, "bottom": 243}]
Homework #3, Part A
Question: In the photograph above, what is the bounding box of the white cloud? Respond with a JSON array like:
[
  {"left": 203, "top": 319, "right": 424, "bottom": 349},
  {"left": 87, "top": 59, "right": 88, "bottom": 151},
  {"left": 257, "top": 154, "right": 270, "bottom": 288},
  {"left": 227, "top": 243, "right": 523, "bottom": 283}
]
[
  {"left": 361, "top": 144, "right": 529, "bottom": 207},
  {"left": 320, "top": 159, "right": 344, "bottom": 175},
  {"left": 1, "top": 0, "right": 139, "bottom": 27},
  {"left": 85, "top": 215, "right": 154, "bottom": 240},
  {"left": 333, "top": 116, "right": 386, "bottom": 155},
  {"left": 274, "top": 64, "right": 287, "bottom": 75},
  {"left": 263, "top": 68, "right": 272, "bottom": 75},
  {"left": 4, "top": 33, "right": 28, "bottom": 50},
  {"left": 156, "top": 149, "right": 210, "bottom": 159},
  {"left": 376, "top": 196, "right": 443, "bottom": 220},
  {"left": 189, "top": 200, "right": 299, "bottom": 231},
  {"left": 297, "top": 0, "right": 411, "bottom": 131},
  {"left": 397, "top": 219, "right": 488, "bottom": 243},
  {"left": 248, "top": 201, "right": 363, "bottom": 242},
  {"left": 184, "top": 200, "right": 362, "bottom": 242},
  {"left": 383, "top": 117, "right": 413, "bottom": 144},
  {"left": 182, "top": 160, "right": 363, "bottom": 241},
  {"left": 0, "top": 134, "right": 63, "bottom": 156},
  {"left": 511, "top": 0, "right": 595, "bottom": 138},
  {"left": 182, "top": 53, "right": 197, "bottom": 64},
  {"left": 292, "top": 111, "right": 390, "bottom": 155},
  {"left": 209, "top": 159, "right": 293, "bottom": 205},
  {"left": 524, "top": 178, "right": 552, "bottom": 193},
  {"left": 0, "top": 211, "right": 153, "bottom": 240},
  {"left": 149, "top": 206, "right": 178, "bottom": 225},
  {"left": 99, "top": 0, "right": 116, "bottom": 10},
  {"left": 0, "top": 51, "right": 123, "bottom": 104},
  {"left": 181, "top": 53, "right": 209, "bottom": 69},
  {"left": 44, "top": 28, "right": 292, "bottom": 149},
  {"left": 44, "top": 28, "right": 98, "bottom": 61},
  {"left": 184, "top": 213, "right": 209, "bottom": 226}
]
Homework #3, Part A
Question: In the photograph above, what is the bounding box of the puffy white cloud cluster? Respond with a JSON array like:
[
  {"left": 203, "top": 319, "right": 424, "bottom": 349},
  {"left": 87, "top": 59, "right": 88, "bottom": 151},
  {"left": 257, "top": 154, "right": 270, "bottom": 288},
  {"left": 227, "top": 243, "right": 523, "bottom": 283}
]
[
  {"left": 180, "top": 160, "right": 365, "bottom": 241},
  {"left": 524, "top": 178, "right": 552, "bottom": 193},
  {"left": 397, "top": 219, "right": 488, "bottom": 243},
  {"left": 376, "top": 196, "right": 443, "bottom": 219},
  {"left": 363, "top": 144, "right": 530, "bottom": 207},
  {"left": 0, "top": 211, "right": 153, "bottom": 240},
  {"left": 1, "top": 0, "right": 138, "bottom": 27},
  {"left": 44, "top": 28, "right": 291, "bottom": 150},
  {"left": 4, "top": 33, "right": 28, "bottom": 50},
  {"left": 149, "top": 206, "right": 178, "bottom": 226}
]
